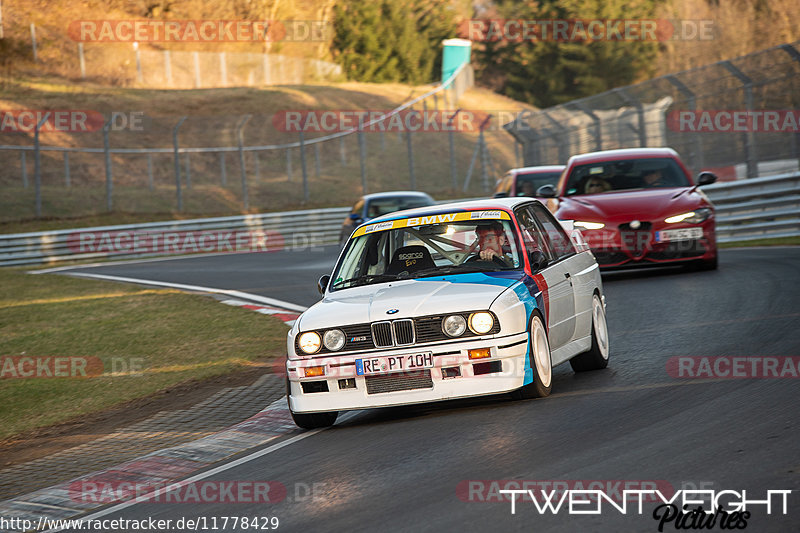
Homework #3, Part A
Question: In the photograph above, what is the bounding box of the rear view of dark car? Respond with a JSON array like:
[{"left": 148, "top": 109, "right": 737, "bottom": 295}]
[{"left": 339, "top": 191, "right": 436, "bottom": 244}]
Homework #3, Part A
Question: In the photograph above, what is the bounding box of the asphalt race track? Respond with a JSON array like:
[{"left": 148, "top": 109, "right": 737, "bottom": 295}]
[{"left": 56, "top": 247, "right": 800, "bottom": 532}]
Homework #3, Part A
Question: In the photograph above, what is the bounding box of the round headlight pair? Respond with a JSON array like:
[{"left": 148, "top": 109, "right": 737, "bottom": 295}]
[
  {"left": 298, "top": 329, "right": 345, "bottom": 354},
  {"left": 442, "top": 312, "right": 495, "bottom": 337}
]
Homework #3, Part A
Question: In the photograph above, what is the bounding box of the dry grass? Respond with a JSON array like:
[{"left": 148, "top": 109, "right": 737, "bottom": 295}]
[{"left": 0, "top": 267, "right": 288, "bottom": 439}]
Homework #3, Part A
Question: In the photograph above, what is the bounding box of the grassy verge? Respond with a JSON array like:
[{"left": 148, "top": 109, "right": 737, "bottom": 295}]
[
  {"left": 0, "top": 268, "right": 287, "bottom": 440},
  {"left": 719, "top": 236, "right": 800, "bottom": 248}
]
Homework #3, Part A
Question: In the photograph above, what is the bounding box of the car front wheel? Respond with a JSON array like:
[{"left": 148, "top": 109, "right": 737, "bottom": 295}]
[
  {"left": 570, "top": 294, "right": 610, "bottom": 372},
  {"left": 511, "top": 313, "right": 552, "bottom": 399}
]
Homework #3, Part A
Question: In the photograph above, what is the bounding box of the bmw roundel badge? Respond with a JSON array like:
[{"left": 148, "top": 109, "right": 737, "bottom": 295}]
[{"left": 387, "top": 309, "right": 399, "bottom": 315}]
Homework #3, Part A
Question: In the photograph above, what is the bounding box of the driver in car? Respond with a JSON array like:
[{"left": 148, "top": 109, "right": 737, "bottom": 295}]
[{"left": 475, "top": 222, "right": 512, "bottom": 266}]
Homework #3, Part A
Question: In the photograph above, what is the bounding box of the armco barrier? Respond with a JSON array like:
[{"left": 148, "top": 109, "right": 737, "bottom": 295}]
[{"left": 0, "top": 173, "right": 798, "bottom": 267}]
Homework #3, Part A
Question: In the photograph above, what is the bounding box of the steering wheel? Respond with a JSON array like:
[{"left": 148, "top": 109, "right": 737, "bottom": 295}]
[{"left": 465, "top": 254, "right": 511, "bottom": 268}]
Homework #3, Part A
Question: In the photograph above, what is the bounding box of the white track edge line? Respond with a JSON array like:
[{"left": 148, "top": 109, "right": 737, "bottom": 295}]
[{"left": 62, "top": 272, "right": 308, "bottom": 312}]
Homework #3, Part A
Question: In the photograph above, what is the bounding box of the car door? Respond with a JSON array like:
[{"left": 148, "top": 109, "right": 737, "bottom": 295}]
[{"left": 516, "top": 204, "right": 576, "bottom": 354}]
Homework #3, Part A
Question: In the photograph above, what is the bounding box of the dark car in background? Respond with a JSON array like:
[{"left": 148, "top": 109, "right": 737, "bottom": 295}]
[
  {"left": 339, "top": 191, "right": 436, "bottom": 244},
  {"left": 493, "top": 165, "right": 565, "bottom": 198}
]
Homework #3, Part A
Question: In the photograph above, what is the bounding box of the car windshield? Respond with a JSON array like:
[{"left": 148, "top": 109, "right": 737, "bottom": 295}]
[
  {"left": 564, "top": 157, "right": 690, "bottom": 196},
  {"left": 515, "top": 171, "right": 561, "bottom": 196},
  {"left": 365, "top": 197, "right": 432, "bottom": 218},
  {"left": 331, "top": 216, "right": 522, "bottom": 291}
]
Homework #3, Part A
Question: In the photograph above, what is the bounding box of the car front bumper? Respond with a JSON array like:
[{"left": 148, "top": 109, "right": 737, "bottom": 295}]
[{"left": 287, "top": 333, "right": 529, "bottom": 413}]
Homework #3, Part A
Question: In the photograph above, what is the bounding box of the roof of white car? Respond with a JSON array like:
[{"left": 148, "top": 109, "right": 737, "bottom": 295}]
[{"left": 368, "top": 197, "right": 532, "bottom": 224}]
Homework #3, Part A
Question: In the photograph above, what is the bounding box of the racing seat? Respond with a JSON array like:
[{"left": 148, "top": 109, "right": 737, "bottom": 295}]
[{"left": 385, "top": 245, "right": 436, "bottom": 275}]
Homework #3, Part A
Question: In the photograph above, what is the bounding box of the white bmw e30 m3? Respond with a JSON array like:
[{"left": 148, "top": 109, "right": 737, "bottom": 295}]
[{"left": 286, "top": 198, "right": 610, "bottom": 428}]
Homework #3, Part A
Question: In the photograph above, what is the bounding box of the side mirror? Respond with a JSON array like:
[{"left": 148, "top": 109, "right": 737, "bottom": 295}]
[
  {"left": 529, "top": 250, "right": 548, "bottom": 272},
  {"left": 317, "top": 275, "right": 330, "bottom": 295},
  {"left": 696, "top": 172, "right": 718, "bottom": 186},
  {"left": 536, "top": 184, "right": 557, "bottom": 198},
  {"left": 349, "top": 213, "right": 362, "bottom": 222},
  {"left": 493, "top": 191, "right": 509, "bottom": 198}
]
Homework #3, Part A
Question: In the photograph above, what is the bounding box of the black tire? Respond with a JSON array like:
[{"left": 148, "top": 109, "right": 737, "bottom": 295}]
[
  {"left": 570, "top": 294, "right": 610, "bottom": 372},
  {"left": 286, "top": 377, "right": 338, "bottom": 429},
  {"left": 510, "top": 313, "right": 552, "bottom": 399}
]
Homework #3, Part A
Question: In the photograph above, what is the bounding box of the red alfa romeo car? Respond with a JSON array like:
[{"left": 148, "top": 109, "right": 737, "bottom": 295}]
[{"left": 537, "top": 148, "right": 719, "bottom": 270}]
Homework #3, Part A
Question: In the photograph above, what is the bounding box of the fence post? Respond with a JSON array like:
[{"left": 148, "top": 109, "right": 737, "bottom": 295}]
[
  {"left": 102, "top": 119, "right": 113, "bottom": 212},
  {"left": 184, "top": 152, "right": 191, "bottom": 188},
  {"left": 314, "top": 143, "right": 321, "bottom": 179},
  {"left": 236, "top": 115, "right": 252, "bottom": 210},
  {"left": 299, "top": 132, "right": 309, "bottom": 203},
  {"left": 572, "top": 103, "right": 602, "bottom": 151},
  {"left": 78, "top": 43, "right": 86, "bottom": 79},
  {"left": 30, "top": 24, "right": 37, "bottom": 61},
  {"left": 21, "top": 151, "right": 27, "bottom": 188},
  {"left": 722, "top": 61, "right": 757, "bottom": 178},
  {"left": 614, "top": 88, "right": 647, "bottom": 148},
  {"left": 448, "top": 110, "right": 460, "bottom": 189},
  {"left": 164, "top": 50, "right": 172, "bottom": 87},
  {"left": 193, "top": 51, "right": 201, "bottom": 88},
  {"left": 263, "top": 54, "right": 270, "bottom": 85},
  {"left": 358, "top": 118, "right": 367, "bottom": 194},
  {"left": 406, "top": 110, "right": 416, "bottom": 190},
  {"left": 134, "top": 42, "right": 143, "bottom": 83},
  {"left": 172, "top": 116, "right": 187, "bottom": 211},
  {"left": 667, "top": 75, "right": 704, "bottom": 172},
  {"left": 540, "top": 110, "right": 569, "bottom": 164},
  {"left": 146, "top": 153, "right": 153, "bottom": 191},
  {"left": 286, "top": 148, "right": 293, "bottom": 181},
  {"left": 254, "top": 151, "right": 260, "bottom": 180},
  {"left": 64, "top": 152, "right": 70, "bottom": 187},
  {"left": 34, "top": 117, "right": 47, "bottom": 217},
  {"left": 339, "top": 136, "right": 346, "bottom": 165},
  {"left": 219, "top": 152, "right": 227, "bottom": 185}
]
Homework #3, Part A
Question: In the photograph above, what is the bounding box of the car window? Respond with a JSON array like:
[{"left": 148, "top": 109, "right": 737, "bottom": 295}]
[
  {"left": 527, "top": 203, "right": 575, "bottom": 260},
  {"left": 514, "top": 172, "right": 561, "bottom": 197},
  {"left": 366, "top": 197, "right": 433, "bottom": 218},
  {"left": 514, "top": 206, "right": 548, "bottom": 258},
  {"left": 331, "top": 217, "right": 523, "bottom": 291},
  {"left": 564, "top": 157, "right": 690, "bottom": 196}
]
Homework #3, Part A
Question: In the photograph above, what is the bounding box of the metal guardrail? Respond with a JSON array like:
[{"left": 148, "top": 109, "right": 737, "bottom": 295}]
[
  {"left": 705, "top": 172, "right": 800, "bottom": 243},
  {"left": 0, "top": 173, "right": 797, "bottom": 266}
]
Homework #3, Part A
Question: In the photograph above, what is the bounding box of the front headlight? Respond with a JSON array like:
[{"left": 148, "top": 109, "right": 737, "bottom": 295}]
[
  {"left": 442, "top": 315, "right": 467, "bottom": 337},
  {"left": 573, "top": 221, "right": 605, "bottom": 230},
  {"left": 665, "top": 208, "right": 711, "bottom": 224},
  {"left": 298, "top": 331, "right": 321, "bottom": 354},
  {"left": 323, "top": 329, "right": 346, "bottom": 351},
  {"left": 469, "top": 312, "right": 494, "bottom": 334}
]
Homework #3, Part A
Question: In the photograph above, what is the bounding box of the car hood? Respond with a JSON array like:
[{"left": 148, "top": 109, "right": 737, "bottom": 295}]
[
  {"left": 556, "top": 187, "right": 708, "bottom": 223},
  {"left": 298, "top": 273, "right": 521, "bottom": 330}
]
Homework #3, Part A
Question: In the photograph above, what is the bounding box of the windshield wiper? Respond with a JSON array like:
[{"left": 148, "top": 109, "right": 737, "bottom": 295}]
[{"left": 331, "top": 273, "right": 400, "bottom": 288}]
